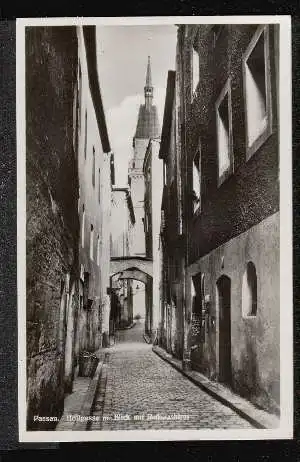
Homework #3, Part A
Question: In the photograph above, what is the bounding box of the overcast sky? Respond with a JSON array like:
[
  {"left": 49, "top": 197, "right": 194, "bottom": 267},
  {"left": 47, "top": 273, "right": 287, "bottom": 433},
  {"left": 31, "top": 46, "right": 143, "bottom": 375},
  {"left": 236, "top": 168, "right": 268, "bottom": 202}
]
[{"left": 96, "top": 25, "right": 177, "bottom": 185}]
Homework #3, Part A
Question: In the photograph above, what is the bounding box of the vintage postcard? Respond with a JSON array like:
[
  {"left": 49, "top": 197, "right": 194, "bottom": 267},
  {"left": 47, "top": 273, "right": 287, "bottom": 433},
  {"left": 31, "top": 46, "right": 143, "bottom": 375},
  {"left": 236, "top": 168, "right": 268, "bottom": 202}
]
[{"left": 17, "top": 16, "right": 293, "bottom": 442}]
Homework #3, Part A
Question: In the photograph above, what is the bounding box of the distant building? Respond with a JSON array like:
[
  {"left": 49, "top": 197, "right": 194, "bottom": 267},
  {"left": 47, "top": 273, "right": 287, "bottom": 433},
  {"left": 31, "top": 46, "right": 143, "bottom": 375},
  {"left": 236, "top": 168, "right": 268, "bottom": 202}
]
[
  {"left": 111, "top": 187, "right": 135, "bottom": 258},
  {"left": 110, "top": 186, "right": 135, "bottom": 328},
  {"left": 159, "top": 24, "right": 280, "bottom": 416},
  {"left": 128, "top": 56, "right": 160, "bottom": 257}
]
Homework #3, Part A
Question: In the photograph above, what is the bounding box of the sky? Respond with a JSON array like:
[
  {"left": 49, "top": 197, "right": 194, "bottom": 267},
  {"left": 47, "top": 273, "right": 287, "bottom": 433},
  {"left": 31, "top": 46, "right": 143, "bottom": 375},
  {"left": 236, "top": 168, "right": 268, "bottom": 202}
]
[{"left": 96, "top": 25, "right": 177, "bottom": 185}]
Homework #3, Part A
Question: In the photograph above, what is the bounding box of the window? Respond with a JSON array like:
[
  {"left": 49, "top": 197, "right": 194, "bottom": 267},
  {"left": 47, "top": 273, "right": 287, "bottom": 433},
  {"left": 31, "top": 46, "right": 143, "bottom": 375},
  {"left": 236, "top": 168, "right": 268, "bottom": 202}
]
[
  {"left": 242, "top": 262, "right": 258, "bottom": 317},
  {"left": 192, "top": 47, "right": 199, "bottom": 96},
  {"left": 84, "top": 110, "right": 87, "bottom": 159},
  {"left": 216, "top": 79, "right": 233, "bottom": 186},
  {"left": 96, "top": 234, "right": 100, "bottom": 265},
  {"left": 92, "top": 146, "right": 95, "bottom": 187},
  {"left": 98, "top": 168, "right": 101, "bottom": 203},
  {"left": 243, "top": 25, "right": 272, "bottom": 159},
  {"left": 90, "top": 224, "right": 94, "bottom": 260},
  {"left": 192, "top": 147, "right": 201, "bottom": 213},
  {"left": 81, "top": 205, "right": 85, "bottom": 247},
  {"left": 212, "top": 25, "right": 223, "bottom": 47},
  {"left": 163, "top": 161, "right": 167, "bottom": 186}
]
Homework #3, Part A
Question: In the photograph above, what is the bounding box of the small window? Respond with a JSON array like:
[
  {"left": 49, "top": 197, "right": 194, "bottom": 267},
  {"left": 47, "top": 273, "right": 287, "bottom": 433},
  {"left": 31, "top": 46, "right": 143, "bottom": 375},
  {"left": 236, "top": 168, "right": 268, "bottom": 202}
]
[
  {"left": 242, "top": 262, "right": 258, "bottom": 317},
  {"left": 96, "top": 234, "right": 100, "bottom": 265},
  {"left": 84, "top": 110, "right": 87, "bottom": 159},
  {"left": 192, "top": 148, "right": 201, "bottom": 213},
  {"left": 98, "top": 168, "right": 101, "bottom": 203},
  {"left": 192, "top": 47, "right": 199, "bottom": 96},
  {"left": 81, "top": 205, "right": 85, "bottom": 248},
  {"left": 92, "top": 146, "right": 95, "bottom": 187},
  {"left": 243, "top": 25, "right": 272, "bottom": 159},
  {"left": 90, "top": 224, "right": 94, "bottom": 261},
  {"left": 216, "top": 80, "right": 233, "bottom": 186},
  {"left": 192, "top": 273, "right": 202, "bottom": 314}
]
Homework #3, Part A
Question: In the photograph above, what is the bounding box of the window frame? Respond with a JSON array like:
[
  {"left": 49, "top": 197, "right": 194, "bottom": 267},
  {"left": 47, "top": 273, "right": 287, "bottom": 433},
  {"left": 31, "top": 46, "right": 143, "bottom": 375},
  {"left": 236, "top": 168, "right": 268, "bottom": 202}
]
[
  {"left": 242, "top": 25, "right": 272, "bottom": 161},
  {"left": 192, "top": 144, "right": 202, "bottom": 215},
  {"left": 84, "top": 110, "right": 87, "bottom": 160},
  {"left": 90, "top": 224, "right": 94, "bottom": 261},
  {"left": 98, "top": 168, "right": 101, "bottom": 203},
  {"left": 215, "top": 78, "right": 234, "bottom": 187},
  {"left": 242, "top": 261, "right": 258, "bottom": 318},
  {"left": 191, "top": 46, "right": 200, "bottom": 100},
  {"left": 92, "top": 146, "right": 95, "bottom": 187}
]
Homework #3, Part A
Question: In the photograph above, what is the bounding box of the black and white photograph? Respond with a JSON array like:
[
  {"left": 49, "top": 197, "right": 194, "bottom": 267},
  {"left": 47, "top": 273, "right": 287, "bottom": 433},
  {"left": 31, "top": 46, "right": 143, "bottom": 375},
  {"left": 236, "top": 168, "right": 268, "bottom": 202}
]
[{"left": 17, "top": 16, "right": 293, "bottom": 442}]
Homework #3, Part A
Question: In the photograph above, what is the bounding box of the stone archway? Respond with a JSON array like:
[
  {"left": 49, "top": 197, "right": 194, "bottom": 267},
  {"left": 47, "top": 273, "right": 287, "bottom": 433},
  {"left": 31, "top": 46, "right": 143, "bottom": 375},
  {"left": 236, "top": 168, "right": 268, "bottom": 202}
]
[{"left": 110, "top": 262, "right": 154, "bottom": 341}]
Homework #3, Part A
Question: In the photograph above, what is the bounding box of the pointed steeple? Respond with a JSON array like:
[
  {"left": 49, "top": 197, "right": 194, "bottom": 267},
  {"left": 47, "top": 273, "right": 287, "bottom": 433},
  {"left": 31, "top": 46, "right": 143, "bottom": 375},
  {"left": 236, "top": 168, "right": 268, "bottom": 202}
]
[
  {"left": 144, "top": 56, "right": 153, "bottom": 110},
  {"left": 133, "top": 56, "right": 160, "bottom": 140},
  {"left": 146, "top": 55, "right": 152, "bottom": 86}
]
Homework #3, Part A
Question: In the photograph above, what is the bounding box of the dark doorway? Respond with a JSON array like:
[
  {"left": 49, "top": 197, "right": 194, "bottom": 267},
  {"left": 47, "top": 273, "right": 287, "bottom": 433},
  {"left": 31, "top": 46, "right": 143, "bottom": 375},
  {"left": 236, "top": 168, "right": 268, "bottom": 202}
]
[{"left": 217, "top": 275, "right": 231, "bottom": 385}]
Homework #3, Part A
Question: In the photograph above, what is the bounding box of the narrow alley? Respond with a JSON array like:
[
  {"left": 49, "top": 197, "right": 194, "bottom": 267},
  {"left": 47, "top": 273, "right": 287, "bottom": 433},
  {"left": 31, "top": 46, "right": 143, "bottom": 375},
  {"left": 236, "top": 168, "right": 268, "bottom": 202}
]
[
  {"left": 24, "top": 21, "right": 285, "bottom": 438},
  {"left": 89, "top": 321, "right": 253, "bottom": 431}
]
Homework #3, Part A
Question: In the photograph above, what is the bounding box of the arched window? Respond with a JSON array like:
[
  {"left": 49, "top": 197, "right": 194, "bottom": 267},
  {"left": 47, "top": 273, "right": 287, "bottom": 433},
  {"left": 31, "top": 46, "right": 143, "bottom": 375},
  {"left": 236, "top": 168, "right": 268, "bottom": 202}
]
[{"left": 242, "top": 262, "right": 258, "bottom": 317}]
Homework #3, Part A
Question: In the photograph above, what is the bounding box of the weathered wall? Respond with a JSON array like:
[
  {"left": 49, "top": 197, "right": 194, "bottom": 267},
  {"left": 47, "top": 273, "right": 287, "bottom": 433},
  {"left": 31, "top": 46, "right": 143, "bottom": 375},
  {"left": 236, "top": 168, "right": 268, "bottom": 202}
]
[
  {"left": 26, "top": 26, "right": 79, "bottom": 429},
  {"left": 187, "top": 212, "right": 280, "bottom": 415}
]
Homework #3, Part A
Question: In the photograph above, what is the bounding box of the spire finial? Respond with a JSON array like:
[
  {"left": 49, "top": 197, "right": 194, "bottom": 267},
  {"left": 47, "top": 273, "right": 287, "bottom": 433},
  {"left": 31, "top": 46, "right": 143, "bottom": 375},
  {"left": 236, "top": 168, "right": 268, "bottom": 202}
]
[{"left": 146, "top": 55, "right": 152, "bottom": 87}]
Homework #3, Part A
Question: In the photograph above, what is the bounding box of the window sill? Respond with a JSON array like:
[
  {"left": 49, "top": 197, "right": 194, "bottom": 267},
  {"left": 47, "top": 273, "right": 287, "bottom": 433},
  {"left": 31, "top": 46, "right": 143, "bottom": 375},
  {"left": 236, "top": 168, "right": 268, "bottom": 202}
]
[
  {"left": 217, "top": 165, "right": 234, "bottom": 188},
  {"left": 246, "top": 123, "right": 273, "bottom": 162}
]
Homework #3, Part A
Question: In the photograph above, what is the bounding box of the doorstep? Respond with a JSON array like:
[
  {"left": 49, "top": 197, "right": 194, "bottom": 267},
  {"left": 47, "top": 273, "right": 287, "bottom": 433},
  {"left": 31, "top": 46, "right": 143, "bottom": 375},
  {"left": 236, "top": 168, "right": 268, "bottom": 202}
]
[{"left": 152, "top": 345, "right": 280, "bottom": 430}]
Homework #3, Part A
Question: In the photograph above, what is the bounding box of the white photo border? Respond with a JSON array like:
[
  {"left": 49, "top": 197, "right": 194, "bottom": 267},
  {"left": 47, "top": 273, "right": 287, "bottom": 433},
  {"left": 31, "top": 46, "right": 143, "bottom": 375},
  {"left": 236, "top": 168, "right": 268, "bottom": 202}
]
[{"left": 17, "top": 15, "right": 293, "bottom": 443}]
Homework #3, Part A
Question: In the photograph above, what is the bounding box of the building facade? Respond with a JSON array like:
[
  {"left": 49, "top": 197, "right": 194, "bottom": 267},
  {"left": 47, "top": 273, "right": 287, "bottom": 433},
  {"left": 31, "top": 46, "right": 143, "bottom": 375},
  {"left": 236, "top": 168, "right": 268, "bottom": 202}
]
[
  {"left": 160, "top": 24, "right": 280, "bottom": 416},
  {"left": 26, "top": 25, "right": 113, "bottom": 430},
  {"left": 159, "top": 69, "right": 185, "bottom": 359},
  {"left": 143, "top": 138, "right": 163, "bottom": 340},
  {"left": 74, "top": 25, "right": 113, "bottom": 365}
]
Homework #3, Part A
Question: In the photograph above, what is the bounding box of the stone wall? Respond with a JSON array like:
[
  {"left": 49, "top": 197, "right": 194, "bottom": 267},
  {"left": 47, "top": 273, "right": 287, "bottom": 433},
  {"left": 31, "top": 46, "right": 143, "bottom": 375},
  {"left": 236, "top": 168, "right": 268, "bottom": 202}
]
[{"left": 26, "top": 27, "right": 79, "bottom": 430}]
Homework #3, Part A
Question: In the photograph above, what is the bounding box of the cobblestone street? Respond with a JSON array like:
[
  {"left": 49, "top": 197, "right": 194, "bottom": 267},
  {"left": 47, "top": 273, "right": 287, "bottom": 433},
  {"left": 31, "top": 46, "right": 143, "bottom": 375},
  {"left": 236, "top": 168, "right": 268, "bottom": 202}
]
[{"left": 90, "top": 320, "right": 253, "bottom": 430}]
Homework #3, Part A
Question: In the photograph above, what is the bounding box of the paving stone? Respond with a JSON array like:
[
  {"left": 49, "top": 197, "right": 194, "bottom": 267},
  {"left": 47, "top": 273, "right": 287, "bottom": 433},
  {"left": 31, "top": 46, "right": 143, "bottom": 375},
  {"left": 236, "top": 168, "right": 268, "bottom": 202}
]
[{"left": 90, "top": 322, "right": 253, "bottom": 431}]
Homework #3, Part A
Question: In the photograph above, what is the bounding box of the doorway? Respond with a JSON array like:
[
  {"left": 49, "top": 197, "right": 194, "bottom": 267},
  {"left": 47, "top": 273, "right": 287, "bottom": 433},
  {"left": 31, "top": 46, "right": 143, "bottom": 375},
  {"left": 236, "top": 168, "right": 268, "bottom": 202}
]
[{"left": 217, "top": 275, "right": 231, "bottom": 385}]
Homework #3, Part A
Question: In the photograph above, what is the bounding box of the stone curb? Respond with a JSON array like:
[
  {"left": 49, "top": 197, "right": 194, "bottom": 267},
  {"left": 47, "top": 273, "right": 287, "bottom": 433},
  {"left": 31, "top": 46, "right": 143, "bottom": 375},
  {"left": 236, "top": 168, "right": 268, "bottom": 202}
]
[
  {"left": 152, "top": 345, "right": 280, "bottom": 430},
  {"left": 72, "top": 359, "right": 104, "bottom": 431}
]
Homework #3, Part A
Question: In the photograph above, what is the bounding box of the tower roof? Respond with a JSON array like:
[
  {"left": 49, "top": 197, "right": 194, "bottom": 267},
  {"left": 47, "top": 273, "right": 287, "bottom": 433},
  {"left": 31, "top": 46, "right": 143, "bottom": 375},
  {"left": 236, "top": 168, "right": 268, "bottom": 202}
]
[
  {"left": 134, "top": 56, "right": 160, "bottom": 140},
  {"left": 134, "top": 105, "right": 160, "bottom": 139}
]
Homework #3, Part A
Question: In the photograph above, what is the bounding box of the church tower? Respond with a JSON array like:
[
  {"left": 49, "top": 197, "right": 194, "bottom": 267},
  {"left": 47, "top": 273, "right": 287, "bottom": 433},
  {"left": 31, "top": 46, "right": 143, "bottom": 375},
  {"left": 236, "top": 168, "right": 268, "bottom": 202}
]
[{"left": 128, "top": 56, "right": 160, "bottom": 256}]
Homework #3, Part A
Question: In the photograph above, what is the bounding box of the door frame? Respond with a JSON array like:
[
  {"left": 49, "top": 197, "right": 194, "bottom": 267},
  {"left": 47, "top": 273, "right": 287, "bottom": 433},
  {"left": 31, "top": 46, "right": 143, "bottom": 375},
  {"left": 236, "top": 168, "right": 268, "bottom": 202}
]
[{"left": 216, "top": 274, "right": 232, "bottom": 386}]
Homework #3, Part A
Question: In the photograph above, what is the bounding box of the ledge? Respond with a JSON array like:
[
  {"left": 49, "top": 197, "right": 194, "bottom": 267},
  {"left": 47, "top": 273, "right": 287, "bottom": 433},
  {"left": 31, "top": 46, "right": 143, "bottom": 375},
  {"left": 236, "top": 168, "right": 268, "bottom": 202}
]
[
  {"left": 152, "top": 345, "right": 280, "bottom": 430},
  {"left": 71, "top": 359, "right": 104, "bottom": 431}
]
